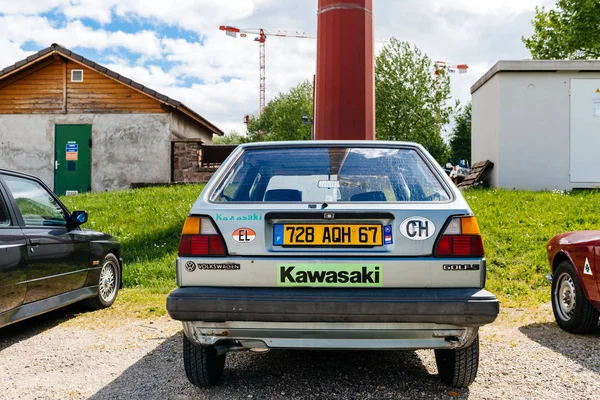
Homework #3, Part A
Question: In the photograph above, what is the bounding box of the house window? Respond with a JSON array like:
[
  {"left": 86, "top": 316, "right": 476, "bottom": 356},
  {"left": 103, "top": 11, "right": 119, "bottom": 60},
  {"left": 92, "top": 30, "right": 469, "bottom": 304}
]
[{"left": 71, "top": 70, "right": 84, "bottom": 82}]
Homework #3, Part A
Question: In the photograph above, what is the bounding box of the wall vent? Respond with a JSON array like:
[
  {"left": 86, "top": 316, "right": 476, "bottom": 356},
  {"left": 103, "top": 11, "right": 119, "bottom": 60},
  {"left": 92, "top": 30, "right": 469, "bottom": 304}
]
[{"left": 71, "top": 70, "right": 84, "bottom": 82}]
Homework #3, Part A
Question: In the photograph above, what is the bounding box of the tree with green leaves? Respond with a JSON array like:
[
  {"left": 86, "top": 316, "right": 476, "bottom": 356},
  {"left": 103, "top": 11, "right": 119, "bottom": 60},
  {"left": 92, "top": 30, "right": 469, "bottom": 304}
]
[
  {"left": 246, "top": 80, "right": 313, "bottom": 142},
  {"left": 449, "top": 103, "right": 471, "bottom": 163},
  {"left": 375, "top": 38, "right": 455, "bottom": 162},
  {"left": 522, "top": 0, "right": 600, "bottom": 60},
  {"left": 213, "top": 130, "right": 247, "bottom": 145}
]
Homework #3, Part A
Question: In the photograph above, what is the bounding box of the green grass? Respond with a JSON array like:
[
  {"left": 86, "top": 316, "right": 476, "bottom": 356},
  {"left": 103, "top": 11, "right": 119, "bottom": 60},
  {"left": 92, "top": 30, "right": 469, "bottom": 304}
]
[
  {"left": 62, "top": 185, "right": 600, "bottom": 308},
  {"left": 466, "top": 188, "right": 600, "bottom": 307},
  {"left": 61, "top": 184, "right": 205, "bottom": 293}
]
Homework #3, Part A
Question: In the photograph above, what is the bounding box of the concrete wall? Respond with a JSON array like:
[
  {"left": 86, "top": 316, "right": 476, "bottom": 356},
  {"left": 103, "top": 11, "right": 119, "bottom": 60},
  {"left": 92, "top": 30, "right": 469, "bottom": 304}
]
[
  {"left": 472, "top": 74, "right": 500, "bottom": 187},
  {"left": 170, "top": 111, "right": 213, "bottom": 144},
  {"left": 473, "top": 70, "right": 600, "bottom": 190},
  {"left": 172, "top": 142, "right": 217, "bottom": 183},
  {"left": 0, "top": 113, "right": 171, "bottom": 191}
]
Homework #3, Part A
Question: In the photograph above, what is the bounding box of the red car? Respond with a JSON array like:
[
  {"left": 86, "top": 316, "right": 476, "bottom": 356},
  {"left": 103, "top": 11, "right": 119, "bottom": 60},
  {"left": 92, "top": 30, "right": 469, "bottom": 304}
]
[{"left": 547, "top": 232, "right": 600, "bottom": 333}]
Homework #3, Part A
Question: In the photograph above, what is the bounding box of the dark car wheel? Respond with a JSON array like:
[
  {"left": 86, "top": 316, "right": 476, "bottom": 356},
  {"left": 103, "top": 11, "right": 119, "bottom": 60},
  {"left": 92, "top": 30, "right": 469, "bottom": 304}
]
[
  {"left": 85, "top": 253, "right": 120, "bottom": 310},
  {"left": 552, "top": 261, "right": 599, "bottom": 334},
  {"left": 435, "top": 334, "right": 479, "bottom": 388},
  {"left": 183, "top": 334, "right": 226, "bottom": 387}
]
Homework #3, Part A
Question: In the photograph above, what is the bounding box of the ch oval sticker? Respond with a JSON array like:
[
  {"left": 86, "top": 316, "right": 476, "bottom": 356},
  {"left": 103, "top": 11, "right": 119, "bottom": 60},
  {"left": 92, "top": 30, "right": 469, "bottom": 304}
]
[{"left": 400, "top": 217, "right": 435, "bottom": 241}]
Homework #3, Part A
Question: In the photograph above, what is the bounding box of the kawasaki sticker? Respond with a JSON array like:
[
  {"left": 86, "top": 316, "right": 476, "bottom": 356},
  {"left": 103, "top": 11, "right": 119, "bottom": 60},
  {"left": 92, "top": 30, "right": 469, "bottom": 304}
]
[{"left": 277, "top": 264, "right": 382, "bottom": 287}]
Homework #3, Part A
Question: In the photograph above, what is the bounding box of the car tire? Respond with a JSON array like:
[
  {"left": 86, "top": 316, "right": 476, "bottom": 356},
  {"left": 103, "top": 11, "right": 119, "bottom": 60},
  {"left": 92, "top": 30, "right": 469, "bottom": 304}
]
[
  {"left": 84, "top": 253, "right": 120, "bottom": 310},
  {"left": 183, "top": 334, "right": 226, "bottom": 387},
  {"left": 434, "top": 334, "right": 479, "bottom": 388},
  {"left": 551, "top": 261, "right": 599, "bottom": 334}
]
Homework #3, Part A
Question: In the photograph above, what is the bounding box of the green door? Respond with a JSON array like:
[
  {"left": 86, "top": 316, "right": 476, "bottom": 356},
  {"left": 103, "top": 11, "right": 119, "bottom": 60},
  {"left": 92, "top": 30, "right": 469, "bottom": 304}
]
[{"left": 54, "top": 125, "right": 92, "bottom": 196}]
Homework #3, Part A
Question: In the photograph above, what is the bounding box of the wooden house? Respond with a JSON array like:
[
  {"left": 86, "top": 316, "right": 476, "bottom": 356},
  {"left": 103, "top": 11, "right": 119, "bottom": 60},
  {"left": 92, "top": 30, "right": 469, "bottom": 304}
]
[{"left": 0, "top": 44, "right": 223, "bottom": 194}]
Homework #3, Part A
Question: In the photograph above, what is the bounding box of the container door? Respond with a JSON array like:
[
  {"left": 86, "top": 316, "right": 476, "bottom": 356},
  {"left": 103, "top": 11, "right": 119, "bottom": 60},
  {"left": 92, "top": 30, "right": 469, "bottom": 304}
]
[
  {"left": 54, "top": 124, "right": 92, "bottom": 196},
  {"left": 569, "top": 79, "right": 600, "bottom": 183}
]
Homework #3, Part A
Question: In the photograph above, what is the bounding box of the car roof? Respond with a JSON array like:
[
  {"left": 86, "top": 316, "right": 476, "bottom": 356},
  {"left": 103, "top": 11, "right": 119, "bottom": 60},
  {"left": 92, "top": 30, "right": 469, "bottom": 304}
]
[{"left": 237, "top": 140, "right": 426, "bottom": 151}]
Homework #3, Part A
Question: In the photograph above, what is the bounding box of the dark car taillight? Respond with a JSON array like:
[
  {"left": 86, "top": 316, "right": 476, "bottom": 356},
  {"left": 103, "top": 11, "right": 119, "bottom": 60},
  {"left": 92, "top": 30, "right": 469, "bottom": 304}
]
[
  {"left": 178, "top": 216, "right": 227, "bottom": 256},
  {"left": 434, "top": 216, "right": 484, "bottom": 257}
]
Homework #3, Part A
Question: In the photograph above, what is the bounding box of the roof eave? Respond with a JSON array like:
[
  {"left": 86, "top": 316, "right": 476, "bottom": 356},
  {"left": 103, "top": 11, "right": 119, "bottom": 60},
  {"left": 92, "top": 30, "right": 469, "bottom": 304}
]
[{"left": 471, "top": 60, "right": 600, "bottom": 94}]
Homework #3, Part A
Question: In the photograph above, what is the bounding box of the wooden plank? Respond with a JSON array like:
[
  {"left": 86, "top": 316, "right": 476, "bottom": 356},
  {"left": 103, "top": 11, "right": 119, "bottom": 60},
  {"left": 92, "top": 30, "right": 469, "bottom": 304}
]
[
  {"left": 62, "top": 60, "right": 67, "bottom": 113},
  {"left": 67, "top": 95, "right": 158, "bottom": 102},
  {"left": 19, "top": 73, "right": 67, "bottom": 80},
  {"left": 457, "top": 160, "right": 494, "bottom": 189},
  {"left": 0, "top": 59, "right": 60, "bottom": 90},
  {"left": 67, "top": 100, "right": 163, "bottom": 106},
  {"left": 67, "top": 83, "right": 143, "bottom": 89},
  {"left": 0, "top": 95, "right": 62, "bottom": 101},
  {"left": 6, "top": 82, "right": 64, "bottom": 87},
  {"left": 0, "top": 88, "right": 66, "bottom": 95},
  {"left": 67, "top": 92, "right": 152, "bottom": 99},
  {"left": 0, "top": 110, "right": 64, "bottom": 114},
  {"left": 67, "top": 86, "right": 143, "bottom": 91},
  {"left": 0, "top": 99, "right": 63, "bottom": 105},
  {"left": 66, "top": 77, "right": 125, "bottom": 83},
  {"left": 3, "top": 81, "right": 62, "bottom": 87},
  {"left": 69, "top": 94, "right": 160, "bottom": 102},
  {"left": 66, "top": 106, "right": 164, "bottom": 111},
  {"left": 65, "top": 109, "right": 164, "bottom": 114},
  {"left": 0, "top": 93, "right": 63, "bottom": 98}
]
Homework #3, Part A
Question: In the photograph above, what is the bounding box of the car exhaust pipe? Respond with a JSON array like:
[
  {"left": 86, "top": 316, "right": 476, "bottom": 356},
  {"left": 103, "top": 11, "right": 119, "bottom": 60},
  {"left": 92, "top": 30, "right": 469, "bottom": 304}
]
[{"left": 214, "top": 341, "right": 247, "bottom": 356}]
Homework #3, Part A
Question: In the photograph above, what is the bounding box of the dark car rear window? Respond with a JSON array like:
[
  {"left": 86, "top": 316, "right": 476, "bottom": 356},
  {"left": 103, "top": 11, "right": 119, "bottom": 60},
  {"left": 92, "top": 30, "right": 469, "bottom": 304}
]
[{"left": 210, "top": 147, "right": 450, "bottom": 203}]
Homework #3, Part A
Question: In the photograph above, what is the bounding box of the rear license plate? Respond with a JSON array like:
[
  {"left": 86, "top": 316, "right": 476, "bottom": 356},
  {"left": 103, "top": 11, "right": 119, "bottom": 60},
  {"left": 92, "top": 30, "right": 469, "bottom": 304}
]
[{"left": 273, "top": 224, "right": 382, "bottom": 246}]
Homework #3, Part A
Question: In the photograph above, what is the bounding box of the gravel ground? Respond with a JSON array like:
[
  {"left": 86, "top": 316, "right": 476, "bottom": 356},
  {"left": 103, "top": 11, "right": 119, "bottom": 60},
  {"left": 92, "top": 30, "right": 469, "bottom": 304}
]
[{"left": 0, "top": 303, "right": 598, "bottom": 400}]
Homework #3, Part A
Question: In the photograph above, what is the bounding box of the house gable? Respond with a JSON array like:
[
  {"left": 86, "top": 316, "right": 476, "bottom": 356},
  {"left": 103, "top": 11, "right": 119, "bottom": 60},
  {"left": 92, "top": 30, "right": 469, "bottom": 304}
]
[
  {"left": 0, "top": 58, "right": 64, "bottom": 114},
  {"left": 66, "top": 61, "right": 164, "bottom": 113},
  {"left": 0, "top": 56, "right": 164, "bottom": 114},
  {"left": 0, "top": 44, "right": 223, "bottom": 136}
]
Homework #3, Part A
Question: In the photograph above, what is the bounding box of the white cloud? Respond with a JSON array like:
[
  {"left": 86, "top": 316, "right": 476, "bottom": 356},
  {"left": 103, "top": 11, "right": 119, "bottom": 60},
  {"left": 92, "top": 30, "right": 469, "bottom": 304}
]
[
  {"left": 0, "top": 0, "right": 66, "bottom": 15},
  {"left": 103, "top": 62, "right": 178, "bottom": 87},
  {"left": 0, "top": 40, "right": 29, "bottom": 66},
  {"left": 429, "top": 0, "right": 554, "bottom": 15},
  {"left": 0, "top": 0, "right": 272, "bottom": 29},
  {"left": 0, "top": 16, "right": 162, "bottom": 58},
  {"left": 0, "top": 0, "right": 549, "bottom": 135}
]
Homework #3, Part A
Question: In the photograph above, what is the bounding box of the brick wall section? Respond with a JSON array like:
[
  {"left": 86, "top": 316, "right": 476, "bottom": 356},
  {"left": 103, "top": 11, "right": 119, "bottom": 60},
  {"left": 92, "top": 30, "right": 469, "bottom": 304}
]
[{"left": 172, "top": 142, "right": 217, "bottom": 183}]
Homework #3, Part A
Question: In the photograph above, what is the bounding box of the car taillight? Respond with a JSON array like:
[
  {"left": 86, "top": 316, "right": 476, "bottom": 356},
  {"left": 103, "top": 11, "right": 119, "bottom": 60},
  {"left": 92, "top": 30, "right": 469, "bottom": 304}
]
[
  {"left": 434, "top": 216, "right": 484, "bottom": 257},
  {"left": 178, "top": 216, "right": 227, "bottom": 256}
]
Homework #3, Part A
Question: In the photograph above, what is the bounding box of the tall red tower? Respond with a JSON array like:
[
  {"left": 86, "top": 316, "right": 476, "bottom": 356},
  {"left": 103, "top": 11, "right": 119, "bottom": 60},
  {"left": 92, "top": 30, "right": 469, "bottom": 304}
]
[{"left": 314, "top": 0, "right": 375, "bottom": 140}]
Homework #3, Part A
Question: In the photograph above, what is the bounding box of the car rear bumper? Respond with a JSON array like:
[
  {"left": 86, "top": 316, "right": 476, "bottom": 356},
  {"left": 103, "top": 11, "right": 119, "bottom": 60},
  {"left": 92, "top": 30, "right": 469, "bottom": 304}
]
[
  {"left": 167, "top": 287, "right": 499, "bottom": 326},
  {"left": 182, "top": 320, "right": 479, "bottom": 350},
  {"left": 168, "top": 287, "right": 498, "bottom": 350}
]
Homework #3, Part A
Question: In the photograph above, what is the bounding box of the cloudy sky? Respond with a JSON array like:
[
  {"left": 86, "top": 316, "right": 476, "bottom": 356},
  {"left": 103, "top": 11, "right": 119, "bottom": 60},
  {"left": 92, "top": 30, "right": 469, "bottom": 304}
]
[{"left": 0, "top": 0, "right": 553, "bottom": 135}]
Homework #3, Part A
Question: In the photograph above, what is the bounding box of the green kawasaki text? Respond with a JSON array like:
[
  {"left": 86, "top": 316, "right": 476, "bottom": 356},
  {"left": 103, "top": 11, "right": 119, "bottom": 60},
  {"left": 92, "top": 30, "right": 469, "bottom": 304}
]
[{"left": 277, "top": 264, "right": 383, "bottom": 287}]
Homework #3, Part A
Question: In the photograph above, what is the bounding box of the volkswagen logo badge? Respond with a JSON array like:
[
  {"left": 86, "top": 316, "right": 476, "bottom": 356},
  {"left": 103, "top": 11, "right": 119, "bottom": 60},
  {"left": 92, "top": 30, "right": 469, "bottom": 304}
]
[{"left": 185, "top": 261, "right": 196, "bottom": 272}]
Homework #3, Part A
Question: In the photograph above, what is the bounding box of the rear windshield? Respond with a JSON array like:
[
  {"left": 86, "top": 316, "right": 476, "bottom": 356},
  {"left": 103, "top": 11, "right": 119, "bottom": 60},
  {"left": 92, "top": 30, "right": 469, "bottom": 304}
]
[{"left": 210, "top": 147, "right": 451, "bottom": 203}]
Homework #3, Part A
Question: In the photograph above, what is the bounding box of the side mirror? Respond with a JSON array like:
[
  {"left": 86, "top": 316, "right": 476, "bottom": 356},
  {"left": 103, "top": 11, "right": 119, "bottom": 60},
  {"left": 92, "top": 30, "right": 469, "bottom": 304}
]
[{"left": 71, "top": 210, "right": 88, "bottom": 226}]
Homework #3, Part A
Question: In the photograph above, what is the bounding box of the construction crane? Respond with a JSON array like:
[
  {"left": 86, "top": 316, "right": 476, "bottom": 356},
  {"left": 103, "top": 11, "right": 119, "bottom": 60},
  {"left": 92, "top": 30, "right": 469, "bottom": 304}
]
[{"left": 219, "top": 25, "right": 313, "bottom": 115}]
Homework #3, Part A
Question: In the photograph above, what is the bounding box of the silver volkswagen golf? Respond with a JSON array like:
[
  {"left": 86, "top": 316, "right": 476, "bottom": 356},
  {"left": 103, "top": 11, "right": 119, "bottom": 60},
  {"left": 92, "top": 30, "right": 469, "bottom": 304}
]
[{"left": 167, "top": 141, "right": 499, "bottom": 388}]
